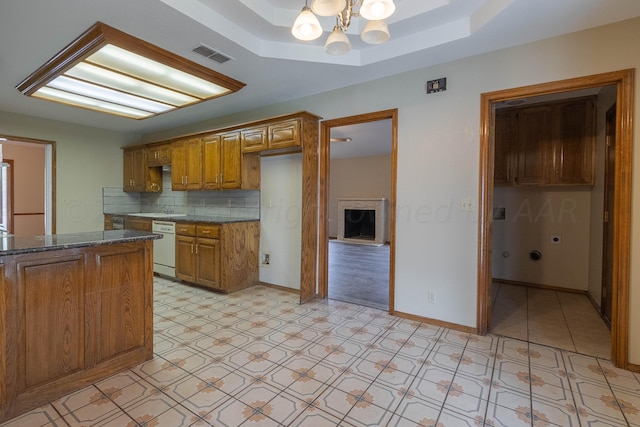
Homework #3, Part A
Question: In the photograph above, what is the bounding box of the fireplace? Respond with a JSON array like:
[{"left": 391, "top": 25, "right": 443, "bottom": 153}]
[{"left": 337, "top": 198, "right": 386, "bottom": 246}]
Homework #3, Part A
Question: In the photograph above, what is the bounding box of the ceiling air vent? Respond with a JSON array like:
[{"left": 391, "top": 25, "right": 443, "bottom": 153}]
[{"left": 192, "top": 44, "right": 234, "bottom": 64}]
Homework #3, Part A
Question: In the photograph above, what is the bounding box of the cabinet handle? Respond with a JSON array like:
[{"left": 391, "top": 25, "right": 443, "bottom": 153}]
[
  {"left": 220, "top": 173, "right": 223, "bottom": 183},
  {"left": 190, "top": 243, "right": 194, "bottom": 254},
  {"left": 195, "top": 244, "right": 199, "bottom": 254},
  {"left": 185, "top": 176, "right": 189, "bottom": 185},
  {"left": 202, "top": 230, "right": 210, "bottom": 234}
]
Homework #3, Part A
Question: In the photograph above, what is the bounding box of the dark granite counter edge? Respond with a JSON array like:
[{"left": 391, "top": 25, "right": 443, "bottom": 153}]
[
  {"left": 0, "top": 230, "right": 161, "bottom": 257},
  {"left": 111, "top": 213, "right": 260, "bottom": 224}
]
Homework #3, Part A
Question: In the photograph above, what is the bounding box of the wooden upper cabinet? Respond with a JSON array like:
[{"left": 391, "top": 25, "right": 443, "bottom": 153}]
[
  {"left": 123, "top": 147, "right": 146, "bottom": 192},
  {"left": 493, "top": 97, "right": 595, "bottom": 187},
  {"left": 146, "top": 143, "right": 171, "bottom": 166},
  {"left": 220, "top": 131, "right": 242, "bottom": 189},
  {"left": 552, "top": 98, "right": 595, "bottom": 185},
  {"left": 241, "top": 126, "right": 267, "bottom": 153},
  {"left": 202, "top": 132, "right": 242, "bottom": 190},
  {"left": 241, "top": 117, "right": 303, "bottom": 154},
  {"left": 494, "top": 109, "right": 516, "bottom": 185},
  {"left": 126, "top": 112, "right": 319, "bottom": 192},
  {"left": 203, "top": 134, "right": 222, "bottom": 190},
  {"left": 515, "top": 105, "right": 552, "bottom": 185},
  {"left": 269, "top": 119, "right": 301, "bottom": 150},
  {"left": 171, "top": 138, "right": 203, "bottom": 190}
]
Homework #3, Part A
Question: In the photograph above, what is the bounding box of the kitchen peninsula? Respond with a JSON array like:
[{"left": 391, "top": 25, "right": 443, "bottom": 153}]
[{"left": 0, "top": 230, "right": 159, "bottom": 423}]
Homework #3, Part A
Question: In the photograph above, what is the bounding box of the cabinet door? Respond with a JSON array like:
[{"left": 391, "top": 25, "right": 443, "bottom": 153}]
[
  {"left": 123, "top": 147, "right": 146, "bottom": 192},
  {"left": 196, "top": 237, "right": 221, "bottom": 289},
  {"left": 171, "top": 140, "right": 187, "bottom": 190},
  {"left": 552, "top": 98, "right": 595, "bottom": 185},
  {"left": 185, "top": 138, "right": 204, "bottom": 190},
  {"left": 515, "top": 106, "right": 552, "bottom": 185},
  {"left": 269, "top": 119, "right": 300, "bottom": 150},
  {"left": 241, "top": 126, "right": 267, "bottom": 153},
  {"left": 220, "top": 131, "right": 242, "bottom": 189},
  {"left": 146, "top": 143, "right": 171, "bottom": 166},
  {"left": 171, "top": 138, "right": 203, "bottom": 190},
  {"left": 494, "top": 109, "right": 516, "bottom": 185},
  {"left": 15, "top": 254, "right": 85, "bottom": 390},
  {"left": 203, "top": 134, "right": 221, "bottom": 190},
  {"left": 175, "top": 235, "right": 197, "bottom": 282}
]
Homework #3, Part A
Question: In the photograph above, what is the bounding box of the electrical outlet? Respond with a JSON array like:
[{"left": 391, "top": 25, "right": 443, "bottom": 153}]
[
  {"left": 460, "top": 199, "right": 474, "bottom": 212},
  {"left": 260, "top": 251, "right": 271, "bottom": 267},
  {"left": 427, "top": 290, "right": 436, "bottom": 304}
]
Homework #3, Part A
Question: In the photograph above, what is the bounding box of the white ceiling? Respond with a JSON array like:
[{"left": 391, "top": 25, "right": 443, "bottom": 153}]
[{"left": 1, "top": 0, "right": 639, "bottom": 142}]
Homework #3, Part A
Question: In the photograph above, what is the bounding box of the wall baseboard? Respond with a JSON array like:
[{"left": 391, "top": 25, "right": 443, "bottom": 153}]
[
  {"left": 492, "top": 278, "right": 587, "bottom": 294},
  {"left": 393, "top": 310, "right": 477, "bottom": 335},
  {"left": 259, "top": 281, "right": 300, "bottom": 294}
]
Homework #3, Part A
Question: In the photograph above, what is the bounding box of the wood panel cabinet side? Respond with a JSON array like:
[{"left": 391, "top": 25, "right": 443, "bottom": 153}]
[
  {"left": 241, "top": 153, "right": 261, "bottom": 190},
  {"left": 220, "top": 222, "right": 259, "bottom": 293},
  {"left": 300, "top": 115, "right": 320, "bottom": 303}
]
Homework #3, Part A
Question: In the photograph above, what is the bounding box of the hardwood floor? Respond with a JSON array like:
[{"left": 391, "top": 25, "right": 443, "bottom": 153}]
[{"left": 327, "top": 239, "right": 389, "bottom": 310}]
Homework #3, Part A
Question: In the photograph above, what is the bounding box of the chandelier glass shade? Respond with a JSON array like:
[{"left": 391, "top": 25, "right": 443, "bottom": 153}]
[
  {"left": 292, "top": 0, "right": 395, "bottom": 55},
  {"left": 291, "top": 6, "right": 323, "bottom": 40}
]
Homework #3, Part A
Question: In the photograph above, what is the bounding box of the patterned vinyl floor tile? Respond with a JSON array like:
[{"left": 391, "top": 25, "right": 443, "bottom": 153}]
[{"left": 2, "top": 276, "right": 638, "bottom": 427}]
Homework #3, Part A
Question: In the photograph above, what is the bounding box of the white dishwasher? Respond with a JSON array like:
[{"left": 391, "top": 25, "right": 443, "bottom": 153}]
[{"left": 152, "top": 220, "right": 176, "bottom": 277}]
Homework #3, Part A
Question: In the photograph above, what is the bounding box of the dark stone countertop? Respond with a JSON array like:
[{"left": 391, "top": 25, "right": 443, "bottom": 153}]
[
  {"left": 0, "top": 230, "right": 161, "bottom": 256},
  {"left": 116, "top": 213, "right": 260, "bottom": 224}
]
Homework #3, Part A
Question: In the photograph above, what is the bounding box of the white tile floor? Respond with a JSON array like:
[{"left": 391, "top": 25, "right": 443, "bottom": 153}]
[
  {"left": 490, "top": 283, "right": 612, "bottom": 359},
  {"left": 3, "top": 277, "right": 640, "bottom": 426}
]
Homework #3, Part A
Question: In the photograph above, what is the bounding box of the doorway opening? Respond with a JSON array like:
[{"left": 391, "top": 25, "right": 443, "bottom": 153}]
[
  {"left": 0, "top": 136, "right": 55, "bottom": 235},
  {"left": 319, "top": 109, "right": 398, "bottom": 313},
  {"left": 477, "top": 69, "right": 634, "bottom": 369}
]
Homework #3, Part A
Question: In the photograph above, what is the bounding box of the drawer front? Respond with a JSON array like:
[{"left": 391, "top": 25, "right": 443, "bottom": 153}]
[
  {"left": 176, "top": 223, "right": 196, "bottom": 236},
  {"left": 197, "top": 224, "right": 220, "bottom": 238}
]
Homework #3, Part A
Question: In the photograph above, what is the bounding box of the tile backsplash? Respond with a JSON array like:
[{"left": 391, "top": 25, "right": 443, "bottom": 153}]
[{"left": 103, "top": 170, "right": 260, "bottom": 219}]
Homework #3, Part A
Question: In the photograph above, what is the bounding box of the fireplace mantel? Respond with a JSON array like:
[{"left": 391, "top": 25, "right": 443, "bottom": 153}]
[{"left": 337, "top": 198, "right": 387, "bottom": 246}]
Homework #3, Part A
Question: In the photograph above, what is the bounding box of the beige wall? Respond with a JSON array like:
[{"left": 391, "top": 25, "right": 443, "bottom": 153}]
[
  {"left": 493, "top": 187, "right": 592, "bottom": 290},
  {"left": 329, "top": 154, "right": 392, "bottom": 241},
  {"left": 0, "top": 111, "right": 139, "bottom": 233}
]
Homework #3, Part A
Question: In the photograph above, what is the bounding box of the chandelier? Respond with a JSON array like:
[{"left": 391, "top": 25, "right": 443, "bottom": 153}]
[{"left": 291, "top": 0, "right": 396, "bottom": 55}]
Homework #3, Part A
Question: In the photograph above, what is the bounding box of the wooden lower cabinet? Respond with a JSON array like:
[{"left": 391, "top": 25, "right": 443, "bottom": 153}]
[
  {"left": 0, "top": 241, "right": 153, "bottom": 423},
  {"left": 175, "top": 221, "right": 258, "bottom": 293},
  {"left": 124, "top": 216, "right": 152, "bottom": 231},
  {"left": 196, "top": 237, "right": 221, "bottom": 289}
]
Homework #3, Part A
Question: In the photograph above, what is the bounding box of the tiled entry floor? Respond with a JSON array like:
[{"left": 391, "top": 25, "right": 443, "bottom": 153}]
[
  {"left": 3, "top": 277, "right": 639, "bottom": 427},
  {"left": 490, "top": 282, "right": 611, "bottom": 359}
]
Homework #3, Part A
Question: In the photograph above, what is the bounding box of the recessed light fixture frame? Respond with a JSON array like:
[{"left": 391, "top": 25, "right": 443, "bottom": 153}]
[{"left": 16, "top": 21, "right": 246, "bottom": 119}]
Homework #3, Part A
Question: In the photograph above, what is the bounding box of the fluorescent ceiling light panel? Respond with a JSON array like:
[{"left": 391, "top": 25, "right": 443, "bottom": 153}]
[{"left": 16, "top": 22, "right": 245, "bottom": 120}]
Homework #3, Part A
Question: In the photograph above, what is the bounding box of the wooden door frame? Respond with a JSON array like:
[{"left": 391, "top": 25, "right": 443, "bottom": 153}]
[
  {"left": 477, "top": 69, "right": 634, "bottom": 369},
  {"left": 318, "top": 109, "right": 398, "bottom": 313},
  {"left": 0, "top": 136, "right": 56, "bottom": 234}
]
